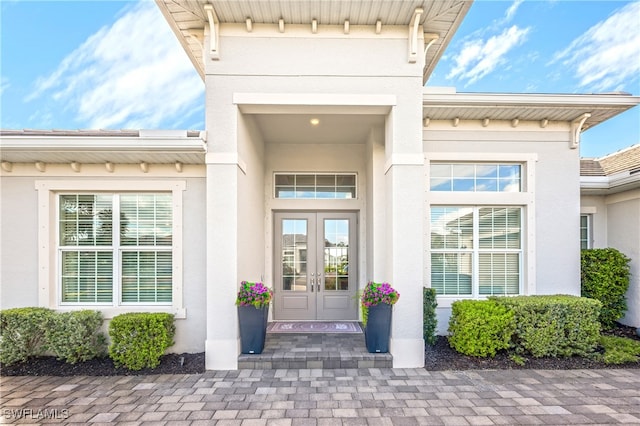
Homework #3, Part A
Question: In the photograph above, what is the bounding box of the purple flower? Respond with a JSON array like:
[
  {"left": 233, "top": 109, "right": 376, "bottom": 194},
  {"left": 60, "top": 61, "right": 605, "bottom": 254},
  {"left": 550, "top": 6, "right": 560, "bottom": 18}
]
[
  {"left": 361, "top": 281, "right": 399, "bottom": 307},
  {"left": 236, "top": 281, "right": 273, "bottom": 308}
]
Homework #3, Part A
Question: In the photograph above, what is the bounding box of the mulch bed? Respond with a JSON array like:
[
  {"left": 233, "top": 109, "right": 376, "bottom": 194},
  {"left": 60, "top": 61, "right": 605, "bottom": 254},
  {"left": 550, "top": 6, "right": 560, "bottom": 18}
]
[
  {"left": 1, "top": 324, "right": 638, "bottom": 376},
  {"left": 426, "top": 323, "right": 640, "bottom": 371}
]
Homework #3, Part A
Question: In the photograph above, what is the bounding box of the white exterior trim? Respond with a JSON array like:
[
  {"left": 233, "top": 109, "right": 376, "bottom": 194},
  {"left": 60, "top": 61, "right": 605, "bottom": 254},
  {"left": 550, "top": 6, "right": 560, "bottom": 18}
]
[
  {"left": 206, "top": 153, "right": 247, "bottom": 174},
  {"left": 233, "top": 93, "right": 396, "bottom": 114},
  {"left": 384, "top": 154, "right": 424, "bottom": 174},
  {"left": 424, "top": 153, "right": 538, "bottom": 307},
  {"left": 35, "top": 180, "right": 187, "bottom": 319}
]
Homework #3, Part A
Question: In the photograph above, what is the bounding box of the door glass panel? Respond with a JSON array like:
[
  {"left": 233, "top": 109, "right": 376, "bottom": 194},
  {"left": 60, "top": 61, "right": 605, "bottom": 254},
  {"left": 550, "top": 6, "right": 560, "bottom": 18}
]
[
  {"left": 323, "top": 219, "right": 349, "bottom": 291},
  {"left": 282, "top": 219, "right": 307, "bottom": 291}
]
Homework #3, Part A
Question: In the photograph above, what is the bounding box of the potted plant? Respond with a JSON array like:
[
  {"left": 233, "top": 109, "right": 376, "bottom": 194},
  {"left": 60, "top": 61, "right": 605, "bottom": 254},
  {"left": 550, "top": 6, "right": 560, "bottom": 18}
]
[
  {"left": 236, "top": 281, "right": 273, "bottom": 354},
  {"left": 361, "top": 281, "right": 399, "bottom": 353}
]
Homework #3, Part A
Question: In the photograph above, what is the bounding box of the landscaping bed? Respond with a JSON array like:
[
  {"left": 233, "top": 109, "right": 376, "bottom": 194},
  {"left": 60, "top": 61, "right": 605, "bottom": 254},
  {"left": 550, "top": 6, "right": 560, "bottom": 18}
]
[
  {"left": 1, "top": 324, "right": 637, "bottom": 376},
  {"left": 426, "top": 323, "right": 640, "bottom": 371}
]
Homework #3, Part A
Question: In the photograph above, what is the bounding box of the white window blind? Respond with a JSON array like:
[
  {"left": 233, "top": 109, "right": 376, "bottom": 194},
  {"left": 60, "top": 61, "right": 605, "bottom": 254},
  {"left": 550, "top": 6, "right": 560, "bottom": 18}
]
[
  {"left": 58, "top": 193, "right": 172, "bottom": 305},
  {"left": 431, "top": 206, "right": 522, "bottom": 296}
]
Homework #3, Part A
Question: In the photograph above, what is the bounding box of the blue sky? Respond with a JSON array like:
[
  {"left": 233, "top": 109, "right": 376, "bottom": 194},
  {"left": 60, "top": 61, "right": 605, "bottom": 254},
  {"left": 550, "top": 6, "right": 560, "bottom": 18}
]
[{"left": 1, "top": 0, "right": 638, "bottom": 158}]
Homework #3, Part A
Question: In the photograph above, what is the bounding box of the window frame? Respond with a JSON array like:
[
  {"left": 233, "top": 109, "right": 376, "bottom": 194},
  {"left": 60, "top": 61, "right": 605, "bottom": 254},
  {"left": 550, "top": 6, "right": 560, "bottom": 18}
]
[
  {"left": 36, "top": 180, "right": 186, "bottom": 319},
  {"left": 430, "top": 206, "right": 523, "bottom": 297},
  {"left": 273, "top": 173, "right": 357, "bottom": 199},
  {"left": 580, "top": 214, "right": 592, "bottom": 250},
  {"left": 57, "top": 192, "right": 174, "bottom": 307},
  {"left": 430, "top": 162, "right": 522, "bottom": 192},
  {"left": 425, "top": 153, "right": 537, "bottom": 307}
]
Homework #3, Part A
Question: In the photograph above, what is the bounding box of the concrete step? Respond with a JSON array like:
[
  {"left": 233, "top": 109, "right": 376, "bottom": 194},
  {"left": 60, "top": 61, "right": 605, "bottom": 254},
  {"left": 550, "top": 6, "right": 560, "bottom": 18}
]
[{"left": 238, "top": 333, "right": 393, "bottom": 369}]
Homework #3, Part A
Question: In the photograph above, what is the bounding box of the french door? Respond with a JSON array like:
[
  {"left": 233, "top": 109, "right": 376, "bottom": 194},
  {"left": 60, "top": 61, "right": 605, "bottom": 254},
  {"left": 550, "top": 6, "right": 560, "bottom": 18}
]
[{"left": 273, "top": 212, "right": 358, "bottom": 320}]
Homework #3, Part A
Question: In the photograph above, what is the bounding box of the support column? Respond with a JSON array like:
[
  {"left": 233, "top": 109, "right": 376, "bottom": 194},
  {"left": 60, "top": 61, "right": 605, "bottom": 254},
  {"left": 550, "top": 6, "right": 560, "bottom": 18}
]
[
  {"left": 205, "top": 160, "right": 240, "bottom": 370},
  {"left": 386, "top": 163, "right": 425, "bottom": 368},
  {"left": 384, "top": 98, "right": 425, "bottom": 368}
]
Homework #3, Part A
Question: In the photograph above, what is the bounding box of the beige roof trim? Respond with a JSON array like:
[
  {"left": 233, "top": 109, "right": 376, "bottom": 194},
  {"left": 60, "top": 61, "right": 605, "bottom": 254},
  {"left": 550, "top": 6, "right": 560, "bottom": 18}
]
[{"left": 423, "top": 90, "right": 640, "bottom": 131}]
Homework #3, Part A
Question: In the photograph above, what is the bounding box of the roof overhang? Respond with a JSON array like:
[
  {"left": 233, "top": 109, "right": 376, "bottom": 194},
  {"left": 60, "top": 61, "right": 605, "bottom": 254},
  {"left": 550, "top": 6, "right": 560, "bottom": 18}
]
[
  {"left": 0, "top": 130, "right": 207, "bottom": 165},
  {"left": 423, "top": 89, "right": 640, "bottom": 131},
  {"left": 155, "top": 0, "right": 472, "bottom": 83}
]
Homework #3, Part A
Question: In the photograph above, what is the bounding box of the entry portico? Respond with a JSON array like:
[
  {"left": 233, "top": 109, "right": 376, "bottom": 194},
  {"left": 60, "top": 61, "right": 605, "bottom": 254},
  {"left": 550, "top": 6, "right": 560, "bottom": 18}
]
[{"left": 155, "top": 0, "right": 472, "bottom": 370}]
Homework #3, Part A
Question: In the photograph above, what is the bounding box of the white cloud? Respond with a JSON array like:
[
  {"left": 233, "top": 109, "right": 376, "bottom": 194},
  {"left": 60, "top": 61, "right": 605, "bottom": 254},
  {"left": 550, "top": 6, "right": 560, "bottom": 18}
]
[
  {"left": 550, "top": 2, "right": 640, "bottom": 93},
  {"left": 0, "top": 76, "right": 9, "bottom": 95},
  {"left": 26, "top": 1, "right": 203, "bottom": 129},
  {"left": 446, "top": 25, "right": 530, "bottom": 85},
  {"left": 504, "top": 0, "right": 524, "bottom": 22}
]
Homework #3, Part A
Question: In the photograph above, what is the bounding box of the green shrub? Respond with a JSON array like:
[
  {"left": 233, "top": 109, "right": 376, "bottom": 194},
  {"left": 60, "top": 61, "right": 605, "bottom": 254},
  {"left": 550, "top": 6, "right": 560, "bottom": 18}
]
[
  {"left": 423, "top": 287, "right": 438, "bottom": 346},
  {"left": 448, "top": 300, "right": 515, "bottom": 357},
  {"left": 108, "top": 313, "right": 175, "bottom": 370},
  {"left": 46, "top": 310, "right": 106, "bottom": 364},
  {"left": 581, "top": 248, "right": 631, "bottom": 329},
  {"left": 0, "top": 307, "right": 54, "bottom": 365},
  {"left": 599, "top": 335, "right": 640, "bottom": 365},
  {"left": 493, "top": 295, "right": 601, "bottom": 357}
]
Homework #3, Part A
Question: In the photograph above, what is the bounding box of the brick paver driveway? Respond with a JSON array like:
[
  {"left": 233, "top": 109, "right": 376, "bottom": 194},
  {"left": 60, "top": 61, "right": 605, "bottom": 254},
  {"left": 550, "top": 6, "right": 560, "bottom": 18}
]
[{"left": 2, "top": 368, "right": 640, "bottom": 425}]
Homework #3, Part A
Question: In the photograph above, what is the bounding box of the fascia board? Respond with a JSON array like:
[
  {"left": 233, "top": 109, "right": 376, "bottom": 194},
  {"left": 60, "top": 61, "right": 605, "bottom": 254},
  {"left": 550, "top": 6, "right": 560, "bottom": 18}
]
[
  {"left": 0, "top": 136, "right": 206, "bottom": 153},
  {"left": 580, "top": 173, "right": 640, "bottom": 193}
]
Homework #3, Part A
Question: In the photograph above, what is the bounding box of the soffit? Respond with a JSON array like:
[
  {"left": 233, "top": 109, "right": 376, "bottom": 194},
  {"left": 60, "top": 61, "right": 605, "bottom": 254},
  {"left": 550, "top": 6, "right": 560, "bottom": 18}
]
[
  {"left": 422, "top": 92, "right": 640, "bottom": 131},
  {"left": 253, "top": 114, "right": 384, "bottom": 144},
  {"left": 155, "top": 0, "right": 472, "bottom": 82}
]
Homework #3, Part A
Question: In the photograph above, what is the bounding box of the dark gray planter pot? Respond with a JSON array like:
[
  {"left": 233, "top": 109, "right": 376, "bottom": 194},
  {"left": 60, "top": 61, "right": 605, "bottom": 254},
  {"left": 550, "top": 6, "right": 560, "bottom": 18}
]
[
  {"left": 365, "top": 303, "right": 392, "bottom": 353},
  {"left": 238, "top": 305, "right": 269, "bottom": 354}
]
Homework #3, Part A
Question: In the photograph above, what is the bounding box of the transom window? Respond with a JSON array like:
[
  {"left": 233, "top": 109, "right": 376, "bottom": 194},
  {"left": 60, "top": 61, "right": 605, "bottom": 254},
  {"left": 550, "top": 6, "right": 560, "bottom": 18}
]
[
  {"left": 274, "top": 173, "right": 356, "bottom": 199},
  {"left": 430, "top": 163, "right": 521, "bottom": 192},
  {"left": 58, "top": 193, "right": 172, "bottom": 305},
  {"left": 431, "top": 206, "right": 522, "bottom": 296}
]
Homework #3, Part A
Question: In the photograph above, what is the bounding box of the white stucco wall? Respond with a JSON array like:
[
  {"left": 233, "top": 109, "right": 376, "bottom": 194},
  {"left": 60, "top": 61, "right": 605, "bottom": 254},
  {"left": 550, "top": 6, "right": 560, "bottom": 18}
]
[
  {"left": 237, "top": 113, "right": 266, "bottom": 285},
  {"left": 423, "top": 121, "right": 581, "bottom": 333},
  {"left": 579, "top": 190, "right": 640, "bottom": 327},
  {"left": 0, "top": 172, "right": 207, "bottom": 353},
  {"left": 1, "top": 177, "right": 39, "bottom": 307},
  {"left": 606, "top": 192, "right": 640, "bottom": 327}
]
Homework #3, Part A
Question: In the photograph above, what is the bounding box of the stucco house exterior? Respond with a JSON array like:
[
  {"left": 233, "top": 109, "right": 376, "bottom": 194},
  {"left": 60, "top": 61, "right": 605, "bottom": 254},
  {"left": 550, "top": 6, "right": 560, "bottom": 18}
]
[
  {"left": 1, "top": 1, "right": 639, "bottom": 370},
  {"left": 581, "top": 145, "right": 640, "bottom": 328}
]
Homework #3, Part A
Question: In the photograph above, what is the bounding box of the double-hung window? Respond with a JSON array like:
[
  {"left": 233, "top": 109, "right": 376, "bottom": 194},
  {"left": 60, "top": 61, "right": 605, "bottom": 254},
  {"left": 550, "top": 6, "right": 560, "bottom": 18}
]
[
  {"left": 58, "top": 193, "right": 172, "bottom": 305},
  {"left": 431, "top": 206, "right": 522, "bottom": 296}
]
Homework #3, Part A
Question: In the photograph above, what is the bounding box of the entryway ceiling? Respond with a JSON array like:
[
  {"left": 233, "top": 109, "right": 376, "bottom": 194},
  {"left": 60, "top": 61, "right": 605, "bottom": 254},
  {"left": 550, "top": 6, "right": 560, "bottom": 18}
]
[{"left": 252, "top": 114, "right": 384, "bottom": 144}]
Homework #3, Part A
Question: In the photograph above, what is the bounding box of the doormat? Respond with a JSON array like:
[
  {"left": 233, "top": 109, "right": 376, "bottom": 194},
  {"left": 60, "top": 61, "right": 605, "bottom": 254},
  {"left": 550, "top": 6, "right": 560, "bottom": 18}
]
[{"left": 267, "top": 321, "right": 362, "bottom": 334}]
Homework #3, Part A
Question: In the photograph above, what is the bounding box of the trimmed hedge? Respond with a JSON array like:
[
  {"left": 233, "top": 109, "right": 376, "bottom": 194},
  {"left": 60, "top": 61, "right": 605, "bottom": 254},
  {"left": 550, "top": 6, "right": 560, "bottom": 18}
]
[
  {"left": 0, "top": 307, "right": 54, "bottom": 365},
  {"left": 423, "top": 287, "right": 438, "bottom": 346},
  {"left": 492, "top": 295, "right": 601, "bottom": 357},
  {"left": 581, "top": 248, "right": 631, "bottom": 329},
  {"left": 448, "top": 300, "right": 515, "bottom": 357},
  {"left": 108, "top": 312, "right": 175, "bottom": 370},
  {"left": 46, "top": 310, "right": 106, "bottom": 364}
]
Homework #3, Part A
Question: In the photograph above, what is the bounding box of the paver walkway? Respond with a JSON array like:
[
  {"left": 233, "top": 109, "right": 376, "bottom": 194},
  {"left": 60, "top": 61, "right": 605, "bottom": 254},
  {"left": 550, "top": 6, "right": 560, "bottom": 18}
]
[{"left": 1, "top": 368, "right": 640, "bottom": 425}]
